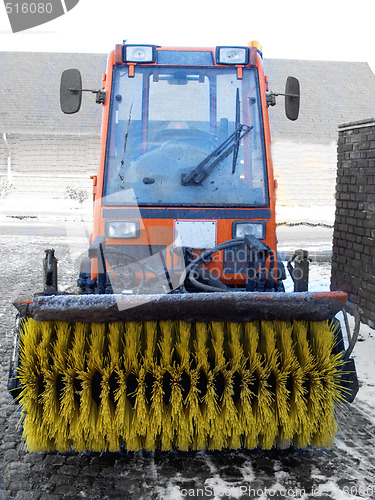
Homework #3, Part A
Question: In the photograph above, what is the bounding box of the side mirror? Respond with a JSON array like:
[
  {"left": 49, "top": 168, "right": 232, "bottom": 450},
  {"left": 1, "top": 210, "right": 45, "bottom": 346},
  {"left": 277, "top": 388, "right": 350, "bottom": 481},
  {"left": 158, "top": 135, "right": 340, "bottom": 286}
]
[
  {"left": 60, "top": 69, "right": 82, "bottom": 114},
  {"left": 285, "top": 76, "right": 300, "bottom": 121}
]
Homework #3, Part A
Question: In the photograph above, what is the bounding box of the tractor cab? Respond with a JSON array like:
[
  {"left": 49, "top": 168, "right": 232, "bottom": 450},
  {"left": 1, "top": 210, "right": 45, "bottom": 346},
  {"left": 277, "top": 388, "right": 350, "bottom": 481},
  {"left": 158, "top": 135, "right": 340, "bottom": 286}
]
[
  {"left": 61, "top": 44, "right": 300, "bottom": 295},
  {"left": 104, "top": 54, "right": 268, "bottom": 209}
]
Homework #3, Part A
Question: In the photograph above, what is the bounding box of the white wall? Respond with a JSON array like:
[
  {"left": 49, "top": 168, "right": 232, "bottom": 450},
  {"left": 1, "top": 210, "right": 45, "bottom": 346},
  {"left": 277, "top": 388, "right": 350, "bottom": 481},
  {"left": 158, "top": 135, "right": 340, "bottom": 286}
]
[
  {"left": 271, "top": 140, "right": 337, "bottom": 211},
  {"left": 0, "top": 134, "right": 100, "bottom": 197},
  {"left": 1, "top": 134, "right": 339, "bottom": 223}
]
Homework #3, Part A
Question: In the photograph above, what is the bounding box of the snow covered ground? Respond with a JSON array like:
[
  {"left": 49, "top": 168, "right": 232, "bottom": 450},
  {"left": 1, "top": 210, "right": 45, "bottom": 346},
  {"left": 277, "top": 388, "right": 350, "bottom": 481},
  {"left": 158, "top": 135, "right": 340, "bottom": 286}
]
[
  {"left": 0, "top": 195, "right": 374, "bottom": 500},
  {"left": 151, "top": 265, "right": 375, "bottom": 500}
]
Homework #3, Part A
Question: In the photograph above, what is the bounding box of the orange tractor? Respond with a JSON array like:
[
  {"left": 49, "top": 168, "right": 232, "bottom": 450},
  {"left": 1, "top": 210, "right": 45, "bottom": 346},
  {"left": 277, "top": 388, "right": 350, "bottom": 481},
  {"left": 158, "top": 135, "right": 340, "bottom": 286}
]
[{"left": 9, "top": 42, "right": 358, "bottom": 452}]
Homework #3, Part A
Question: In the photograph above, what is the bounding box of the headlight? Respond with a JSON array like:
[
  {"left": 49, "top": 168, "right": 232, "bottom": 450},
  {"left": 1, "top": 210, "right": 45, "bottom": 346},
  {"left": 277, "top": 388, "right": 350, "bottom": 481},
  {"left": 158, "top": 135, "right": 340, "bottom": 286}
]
[
  {"left": 123, "top": 45, "right": 156, "bottom": 63},
  {"left": 105, "top": 220, "right": 140, "bottom": 239},
  {"left": 233, "top": 221, "right": 265, "bottom": 239},
  {"left": 216, "top": 46, "right": 249, "bottom": 65}
]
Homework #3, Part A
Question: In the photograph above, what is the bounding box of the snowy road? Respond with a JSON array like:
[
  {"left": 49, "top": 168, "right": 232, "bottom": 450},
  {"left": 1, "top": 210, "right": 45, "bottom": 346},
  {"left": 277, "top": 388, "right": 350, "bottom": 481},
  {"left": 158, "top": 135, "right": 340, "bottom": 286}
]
[{"left": 0, "top": 229, "right": 374, "bottom": 500}]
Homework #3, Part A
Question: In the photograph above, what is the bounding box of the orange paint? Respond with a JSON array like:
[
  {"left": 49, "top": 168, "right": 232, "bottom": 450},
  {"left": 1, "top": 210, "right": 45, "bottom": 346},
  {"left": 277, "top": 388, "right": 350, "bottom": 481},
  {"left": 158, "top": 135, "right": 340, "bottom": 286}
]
[{"left": 236, "top": 65, "right": 243, "bottom": 79}]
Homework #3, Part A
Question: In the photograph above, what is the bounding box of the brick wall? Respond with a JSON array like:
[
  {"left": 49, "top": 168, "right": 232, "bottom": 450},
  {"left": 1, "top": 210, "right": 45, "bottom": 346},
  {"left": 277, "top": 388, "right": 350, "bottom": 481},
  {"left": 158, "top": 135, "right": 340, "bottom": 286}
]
[{"left": 331, "top": 118, "right": 375, "bottom": 328}]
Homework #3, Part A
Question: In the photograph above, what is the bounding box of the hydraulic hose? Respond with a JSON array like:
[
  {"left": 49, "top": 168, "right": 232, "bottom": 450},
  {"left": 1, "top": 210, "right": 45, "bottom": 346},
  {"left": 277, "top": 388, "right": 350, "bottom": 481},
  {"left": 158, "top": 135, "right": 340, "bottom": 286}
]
[
  {"left": 184, "top": 238, "right": 275, "bottom": 293},
  {"left": 183, "top": 239, "right": 244, "bottom": 292}
]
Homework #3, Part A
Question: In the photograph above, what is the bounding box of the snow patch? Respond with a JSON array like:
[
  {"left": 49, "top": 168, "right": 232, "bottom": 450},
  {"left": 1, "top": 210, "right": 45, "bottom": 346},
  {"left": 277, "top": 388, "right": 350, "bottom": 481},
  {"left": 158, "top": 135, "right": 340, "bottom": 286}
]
[
  {"left": 310, "top": 479, "right": 371, "bottom": 500},
  {"left": 276, "top": 205, "right": 335, "bottom": 226},
  {"left": 155, "top": 481, "right": 185, "bottom": 500}
]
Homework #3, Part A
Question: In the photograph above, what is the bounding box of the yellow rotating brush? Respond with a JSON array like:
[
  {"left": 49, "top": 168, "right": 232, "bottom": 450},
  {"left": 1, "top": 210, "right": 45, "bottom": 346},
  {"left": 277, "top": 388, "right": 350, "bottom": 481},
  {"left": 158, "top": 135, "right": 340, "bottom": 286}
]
[{"left": 16, "top": 318, "right": 346, "bottom": 452}]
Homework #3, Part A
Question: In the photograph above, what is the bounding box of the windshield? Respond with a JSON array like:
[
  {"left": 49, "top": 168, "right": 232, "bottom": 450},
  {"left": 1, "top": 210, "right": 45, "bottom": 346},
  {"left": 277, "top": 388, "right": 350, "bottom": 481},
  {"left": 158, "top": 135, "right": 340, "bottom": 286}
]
[{"left": 104, "top": 65, "right": 268, "bottom": 207}]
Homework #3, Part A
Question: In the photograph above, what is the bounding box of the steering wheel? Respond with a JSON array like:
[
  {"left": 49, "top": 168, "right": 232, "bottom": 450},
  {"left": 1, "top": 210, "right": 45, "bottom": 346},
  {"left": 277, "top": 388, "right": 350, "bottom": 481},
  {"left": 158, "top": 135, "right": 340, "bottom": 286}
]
[
  {"left": 104, "top": 247, "right": 169, "bottom": 294},
  {"left": 151, "top": 128, "right": 217, "bottom": 149}
]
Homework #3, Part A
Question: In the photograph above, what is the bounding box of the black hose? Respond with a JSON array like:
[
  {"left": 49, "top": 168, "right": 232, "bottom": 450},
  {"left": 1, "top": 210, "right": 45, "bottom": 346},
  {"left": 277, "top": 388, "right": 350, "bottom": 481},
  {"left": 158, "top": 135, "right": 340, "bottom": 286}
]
[
  {"left": 266, "top": 246, "right": 275, "bottom": 290},
  {"left": 184, "top": 238, "right": 276, "bottom": 293}
]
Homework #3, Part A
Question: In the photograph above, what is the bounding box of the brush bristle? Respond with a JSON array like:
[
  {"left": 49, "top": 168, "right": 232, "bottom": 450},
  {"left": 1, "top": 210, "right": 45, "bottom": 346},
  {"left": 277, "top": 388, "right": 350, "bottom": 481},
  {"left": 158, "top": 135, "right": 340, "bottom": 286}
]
[{"left": 16, "top": 318, "right": 344, "bottom": 452}]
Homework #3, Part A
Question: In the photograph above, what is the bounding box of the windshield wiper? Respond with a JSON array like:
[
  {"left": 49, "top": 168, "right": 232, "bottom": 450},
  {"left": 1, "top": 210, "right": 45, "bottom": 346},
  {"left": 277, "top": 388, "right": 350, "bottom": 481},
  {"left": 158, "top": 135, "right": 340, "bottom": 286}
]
[
  {"left": 181, "top": 123, "right": 252, "bottom": 186},
  {"left": 232, "top": 88, "right": 241, "bottom": 174}
]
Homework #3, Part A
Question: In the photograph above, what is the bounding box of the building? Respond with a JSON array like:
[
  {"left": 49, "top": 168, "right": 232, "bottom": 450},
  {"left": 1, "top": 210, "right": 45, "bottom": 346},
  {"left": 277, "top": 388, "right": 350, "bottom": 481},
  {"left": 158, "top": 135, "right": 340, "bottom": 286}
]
[
  {"left": 1, "top": 51, "right": 374, "bottom": 215},
  {"left": 0, "top": 52, "right": 104, "bottom": 199}
]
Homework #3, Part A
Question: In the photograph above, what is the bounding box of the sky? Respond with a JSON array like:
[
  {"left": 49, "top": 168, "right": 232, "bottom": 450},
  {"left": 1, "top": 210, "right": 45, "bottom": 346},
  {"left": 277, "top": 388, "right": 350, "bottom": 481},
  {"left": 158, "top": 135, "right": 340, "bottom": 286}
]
[{"left": 0, "top": 0, "right": 374, "bottom": 73}]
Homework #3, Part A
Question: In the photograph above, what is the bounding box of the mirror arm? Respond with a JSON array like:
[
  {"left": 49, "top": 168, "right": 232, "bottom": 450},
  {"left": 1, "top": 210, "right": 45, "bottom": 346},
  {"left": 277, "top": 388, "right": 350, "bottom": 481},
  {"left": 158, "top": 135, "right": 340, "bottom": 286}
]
[
  {"left": 266, "top": 91, "right": 299, "bottom": 108},
  {"left": 272, "top": 92, "right": 299, "bottom": 98},
  {"left": 68, "top": 88, "right": 106, "bottom": 104},
  {"left": 266, "top": 92, "right": 276, "bottom": 107}
]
